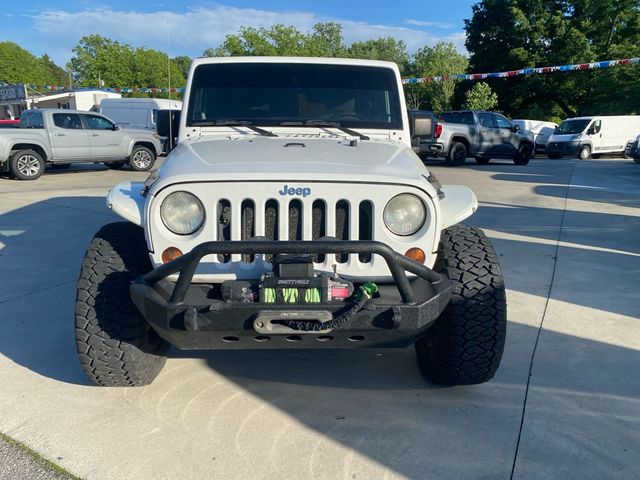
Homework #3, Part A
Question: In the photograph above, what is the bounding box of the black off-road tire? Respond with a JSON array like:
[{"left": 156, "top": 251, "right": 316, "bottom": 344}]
[
  {"left": 75, "top": 222, "right": 169, "bottom": 386},
  {"left": 9, "top": 149, "right": 45, "bottom": 180},
  {"left": 446, "top": 142, "right": 467, "bottom": 166},
  {"left": 475, "top": 156, "right": 490, "bottom": 165},
  {"left": 578, "top": 144, "right": 591, "bottom": 160},
  {"left": 513, "top": 143, "right": 533, "bottom": 165},
  {"left": 415, "top": 224, "right": 507, "bottom": 385}
]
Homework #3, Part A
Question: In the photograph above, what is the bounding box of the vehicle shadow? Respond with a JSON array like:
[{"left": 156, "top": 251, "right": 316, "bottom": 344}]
[{"left": 0, "top": 195, "right": 639, "bottom": 478}]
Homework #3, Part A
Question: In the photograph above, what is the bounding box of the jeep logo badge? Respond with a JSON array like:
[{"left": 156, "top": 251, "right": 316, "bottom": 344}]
[{"left": 278, "top": 185, "right": 311, "bottom": 198}]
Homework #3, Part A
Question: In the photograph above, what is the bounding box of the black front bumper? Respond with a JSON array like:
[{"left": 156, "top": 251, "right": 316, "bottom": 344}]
[
  {"left": 131, "top": 240, "right": 452, "bottom": 349},
  {"left": 546, "top": 141, "right": 581, "bottom": 156}
]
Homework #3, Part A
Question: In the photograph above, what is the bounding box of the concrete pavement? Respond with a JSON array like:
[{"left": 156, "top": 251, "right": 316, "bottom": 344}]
[{"left": 0, "top": 158, "right": 638, "bottom": 479}]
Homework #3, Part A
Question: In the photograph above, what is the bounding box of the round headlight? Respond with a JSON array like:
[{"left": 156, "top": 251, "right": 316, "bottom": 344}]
[
  {"left": 383, "top": 194, "right": 426, "bottom": 236},
  {"left": 160, "top": 191, "right": 205, "bottom": 235}
]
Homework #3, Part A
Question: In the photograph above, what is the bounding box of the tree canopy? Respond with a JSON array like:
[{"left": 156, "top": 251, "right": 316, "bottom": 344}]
[
  {"left": 0, "top": 42, "right": 69, "bottom": 86},
  {"left": 464, "top": 0, "right": 640, "bottom": 119},
  {"left": 66, "top": 35, "right": 185, "bottom": 97}
]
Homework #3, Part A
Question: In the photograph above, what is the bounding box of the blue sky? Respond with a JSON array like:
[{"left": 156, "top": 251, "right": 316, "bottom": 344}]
[{"left": 1, "top": 1, "right": 475, "bottom": 66}]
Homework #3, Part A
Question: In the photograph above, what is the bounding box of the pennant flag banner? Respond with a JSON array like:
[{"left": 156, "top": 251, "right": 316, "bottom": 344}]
[
  {"left": 402, "top": 57, "right": 640, "bottom": 84},
  {"left": 27, "top": 85, "right": 187, "bottom": 93}
]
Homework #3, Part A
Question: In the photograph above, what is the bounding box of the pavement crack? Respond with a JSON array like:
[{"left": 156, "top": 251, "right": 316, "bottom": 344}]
[
  {"left": 509, "top": 163, "right": 575, "bottom": 480},
  {"left": 0, "top": 279, "right": 75, "bottom": 305}
]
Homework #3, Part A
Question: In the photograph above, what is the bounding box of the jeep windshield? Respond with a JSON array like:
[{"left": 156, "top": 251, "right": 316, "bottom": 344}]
[
  {"left": 186, "top": 63, "right": 403, "bottom": 130},
  {"left": 556, "top": 119, "right": 590, "bottom": 135}
]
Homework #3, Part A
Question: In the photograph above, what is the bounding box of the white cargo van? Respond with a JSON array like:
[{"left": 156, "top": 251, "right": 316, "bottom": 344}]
[
  {"left": 99, "top": 98, "right": 182, "bottom": 132},
  {"left": 546, "top": 115, "right": 640, "bottom": 160},
  {"left": 512, "top": 119, "right": 558, "bottom": 153}
]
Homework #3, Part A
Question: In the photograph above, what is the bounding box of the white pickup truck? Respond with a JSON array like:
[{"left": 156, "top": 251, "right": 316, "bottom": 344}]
[
  {"left": 0, "top": 108, "right": 162, "bottom": 180},
  {"left": 75, "top": 57, "right": 507, "bottom": 388}
]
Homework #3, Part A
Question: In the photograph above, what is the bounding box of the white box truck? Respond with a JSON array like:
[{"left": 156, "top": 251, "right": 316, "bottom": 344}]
[
  {"left": 546, "top": 115, "right": 640, "bottom": 159},
  {"left": 99, "top": 98, "right": 182, "bottom": 132}
]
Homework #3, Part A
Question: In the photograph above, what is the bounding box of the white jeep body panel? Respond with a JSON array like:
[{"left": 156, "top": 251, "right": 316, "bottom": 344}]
[{"left": 107, "top": 57, "right": 478, "bottom": 282}]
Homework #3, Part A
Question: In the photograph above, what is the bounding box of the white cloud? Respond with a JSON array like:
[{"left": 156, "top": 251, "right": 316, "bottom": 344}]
[
  {"left": 31, "top": 5, "right": 467, "bottom": 65},
  {"left": 404, "top": 19, "right": 455, "bottom": 29}
]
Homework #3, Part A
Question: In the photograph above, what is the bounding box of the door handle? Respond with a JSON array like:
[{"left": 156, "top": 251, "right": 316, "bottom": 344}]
[
  {"left": 480, "top": 130, "right": 487, "bottom": 134},
  {"left": 91, "top": 133, "right": 99, "bottom": 137},
  {"left": 54, "top": 133, "right": 65, "bottom": 137}
]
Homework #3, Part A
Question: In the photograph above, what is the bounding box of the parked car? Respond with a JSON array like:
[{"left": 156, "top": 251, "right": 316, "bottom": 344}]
[
  {"left": 511, "top": 119, "right": 558, "bottom": 153},
  {"left": 547, "top": 115, "right": 640, "bottom": 160},
  {"left": 74, "top": 56, "right": 507, "bottom": 388},
  {"left": 626, "top": 134, "right": 640, "bottom": 163},
  {"left": 419, "top": 110, "right": 535, "bottom": 166},
  {"left": 0, "top": 109, "right": 162, "bottom": 180}
]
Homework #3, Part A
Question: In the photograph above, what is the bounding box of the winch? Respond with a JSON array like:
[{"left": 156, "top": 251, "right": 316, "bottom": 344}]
[{"left": 220, "top": 254, "right": 355, "bottom": 304}]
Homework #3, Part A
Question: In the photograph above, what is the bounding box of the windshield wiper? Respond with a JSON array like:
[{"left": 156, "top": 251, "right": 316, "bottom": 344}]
[
  {"left": 191, "top": 120, "right": 277, "bottom": 137},
  {"left": 280, "top": 120, "right": 369, "bottom": 140}
]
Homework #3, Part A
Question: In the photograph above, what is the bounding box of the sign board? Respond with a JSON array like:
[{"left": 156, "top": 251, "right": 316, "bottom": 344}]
[{"left": 0, "top": 84, "right": 27, "bottom": 103}]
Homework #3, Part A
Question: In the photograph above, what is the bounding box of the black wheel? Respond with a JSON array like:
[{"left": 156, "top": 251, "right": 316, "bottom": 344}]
[
  {"left": 415, "top": 224, "right": 507, "bottom": 385},
  {"left": 9, "top": 149, "right": 45, "bottom": 180},
  {"left": 75, "top": 222, "right": 169, "bottom": 386},
  {"left": 578, "top": 144, "right": 591, "bottom": 160},
  {"left": 547, "top": 154, "right": 561, "bottom": 159},
  {"left": 104, "top": 161, "right": 126, "bottom": 170},
  {"left": 446, "top": 142, "right": 467, "bottom": 166},
  {"left": 129, "top": 145, "right": 156, "bottom": 171},
  {"left": 513, "top": 143, "right": 533, "bottom": 165},
  {"left": 475, "top": 156, "right": 490, "bottom": 165}
]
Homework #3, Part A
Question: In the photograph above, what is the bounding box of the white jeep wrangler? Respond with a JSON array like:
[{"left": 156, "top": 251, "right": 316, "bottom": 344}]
[{"left": 75, "top": 57, "right": 506, "bottom": 387}]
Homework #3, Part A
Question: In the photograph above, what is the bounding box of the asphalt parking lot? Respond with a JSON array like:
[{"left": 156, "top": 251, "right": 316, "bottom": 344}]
[{"left": 1, "top": 157, "right": 639, "bottom": 479}]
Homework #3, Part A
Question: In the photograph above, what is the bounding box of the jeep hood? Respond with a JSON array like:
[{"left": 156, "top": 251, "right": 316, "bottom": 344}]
[{"left": 151, "top": 136, "right": 429, "bottom": 192}]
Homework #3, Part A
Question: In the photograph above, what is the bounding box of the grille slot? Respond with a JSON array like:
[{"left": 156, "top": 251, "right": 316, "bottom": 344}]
[
  {"left": 264, "top": 199, "right": 279, "bottom": 261},
  {"left": 217, "top": 199, "right": 231, "bottom": 263},
  {"left": 241, "top": 200, "right": 255, "bottom": 262},
  {"left": 335, "top": 200, "right": 350, "bottom": 263},
  {"left": 312, "top": 200, "right": 326, "bottom": 263},
  {"left": 288, "top": 200, "right": 303, "bottom": 241},
  {"left": 358, "top": 201, "right": 373, "bottom": 263}
]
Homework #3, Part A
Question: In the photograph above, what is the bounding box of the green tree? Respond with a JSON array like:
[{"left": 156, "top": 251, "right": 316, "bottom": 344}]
[
  {"left": 462, "top": 81, "right": 498, "bottom": 110},
  {"left": 173, "top": 55, "right": 192, "bottom": 79},
  {"left": 464, "top": 0, "right": 640, "bottom": 118},
  {"left": 206, "top": 23, "right": 346, "bottom": 58},
  {"left": 67, "top": 35, "right": 186, "bottom": 97},
  {"left": 67, "top": 35, "right": 136, "bottom": 87},
  {"left": 347, "top": 38, "right": 409, "bottom": 72},
  {"left": 413, "top": 42, "right": 468, "bottom": 112},
  {"left": 0, "top": 42, "right": 67, "bottom": 85}
]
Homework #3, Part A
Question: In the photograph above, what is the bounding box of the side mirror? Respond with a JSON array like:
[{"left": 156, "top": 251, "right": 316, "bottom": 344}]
[
  {"left": 112, "top": 125, "right": 119, "bottom": 131},
  {"left": 157, "top": 109, "right": 181, "bottom": 139},
  {"left": 409, "top": 111, "right": 433, "bottom": 140},
  {"left": 587, "top": 127, "right": 596, "bottom": 135},
  {"left": 512, "top": 124, "right": 520, "bottom": 133}
]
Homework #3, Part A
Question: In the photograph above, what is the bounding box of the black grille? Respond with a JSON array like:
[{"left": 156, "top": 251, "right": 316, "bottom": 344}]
[{"left": 233, "top": 198, "right": 373, "bottom": 264}]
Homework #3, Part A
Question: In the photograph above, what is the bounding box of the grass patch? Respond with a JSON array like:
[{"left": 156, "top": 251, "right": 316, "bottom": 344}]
[{"left": 0, "top": 431, "right": 83, "bottom": 479}]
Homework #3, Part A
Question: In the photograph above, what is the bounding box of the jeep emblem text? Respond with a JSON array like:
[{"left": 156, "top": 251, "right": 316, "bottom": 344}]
[{"left": 278, "top": 185, "right": 311, "bottom": 197}]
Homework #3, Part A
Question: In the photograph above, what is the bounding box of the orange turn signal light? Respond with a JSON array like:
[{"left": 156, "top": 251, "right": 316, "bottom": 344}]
[
  {"left": 404, "top": 247, "right": 426, "bottom": 264},
  {"left": 162, "top": 247, "right": 183, "bottom": 264}
]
